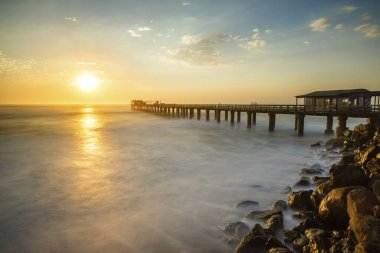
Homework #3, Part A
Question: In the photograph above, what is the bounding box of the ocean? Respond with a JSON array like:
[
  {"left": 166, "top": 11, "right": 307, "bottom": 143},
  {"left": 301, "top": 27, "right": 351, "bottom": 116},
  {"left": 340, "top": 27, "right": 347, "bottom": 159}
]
[{"left": 0, "top": 106, "right": 365, "bottom": 253}]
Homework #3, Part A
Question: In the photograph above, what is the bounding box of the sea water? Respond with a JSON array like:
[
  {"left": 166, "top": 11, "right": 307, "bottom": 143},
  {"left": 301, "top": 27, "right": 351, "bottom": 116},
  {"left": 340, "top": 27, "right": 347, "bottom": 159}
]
[{"left": 0, "top": 106, "right": 365, "bottom": 253}]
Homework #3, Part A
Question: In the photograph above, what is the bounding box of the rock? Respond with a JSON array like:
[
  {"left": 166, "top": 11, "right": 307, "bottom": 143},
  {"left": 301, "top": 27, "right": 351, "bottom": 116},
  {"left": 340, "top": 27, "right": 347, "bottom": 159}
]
[
  {"left": 329, "top": 164, "right": 368, "bottom": 188},
  {"left": 292, "top": 235, "right": 309, "bottom": 252},
  {"left": 294, "top": 177, "right": 311, "bottom": 187},
  {"left": 347, "top": 189, "right": 380, "bottom": 245},
  {"left": 338, "top": 154, "right": 355, "bottom": 167},
  {"left": 281, "top": 186, "right": 292, "bottom": 194},
  {"left": 312, "top": 176, "right": 329, "bottom": 186},
  {"left": 247, "top": 209, "right": 282, "bottom": 221},
  {"left": 373, "top": 180, "right": 380, "bottom": 202},
  {"left": 330, "top": 237, "right": 356, "bottom": 253},
  {"left": 236, "top": 200, "right": 260, "bottom": 209},
  {"left": 319, "top": 187, "right": 363, "bottom": 229},
  {"left": 373, "top": 205, "right": 380, "bottom": 219},
  {"left": 272, "top": 200, "right": 287, "bottom": 210},
  {"left": 292, "top": 210, "right": 315, "bottom": 219},
  {"left": 354, "top": 243, "right": 380, "bottom": 253},
  {"left": 326, "top": 138, "right": 344, "bottom": 147},
  {"left": 311, "top": 142, "right": 321, "bottom": 147},
  {"left": 224, "top": 221, "right": 250, "bottom": 238},
  {"left": 264, "top": 214, "right": 283, "bottom": 232},
  {"left": 283, "top": 229, "right": 300, "bottom": 243},
  {"left": 299, "top": 168, "right": 324, "bottom": 175},
  {"left": 304, "top": 228, "right": 329, "bottom": 253},
  {"left": 293, "top": 217, "right": 324, "bottom": 234},
  {"left": 269, "top": 248, "right": 291, "bottom": 253},
  {"left": 234, "top": 224, "right": 287, "bottom": 253},
  {"left": 360, "top": 145, "right": 379, "bottom": 166},
  {"left": 288, "top": 190, "right": 314, "bottom": 210},
  {"left": 310, "top": 181, "right": 333, "bottom": 209},
  {"left": 365, "top": 158, "right": 380, "bottom": 177}
]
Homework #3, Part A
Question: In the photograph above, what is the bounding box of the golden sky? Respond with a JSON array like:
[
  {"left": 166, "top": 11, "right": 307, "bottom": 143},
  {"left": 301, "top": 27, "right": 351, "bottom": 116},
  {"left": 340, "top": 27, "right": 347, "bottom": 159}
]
[{"left": 0, "top": 0, "right": 380, "bottom": 104}]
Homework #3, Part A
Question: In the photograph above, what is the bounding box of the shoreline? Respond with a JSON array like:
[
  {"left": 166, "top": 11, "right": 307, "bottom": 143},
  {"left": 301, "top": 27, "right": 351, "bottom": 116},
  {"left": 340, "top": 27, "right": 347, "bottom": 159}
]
[{"left": 226, "top": 120, "right": 380, "bottom": 252}]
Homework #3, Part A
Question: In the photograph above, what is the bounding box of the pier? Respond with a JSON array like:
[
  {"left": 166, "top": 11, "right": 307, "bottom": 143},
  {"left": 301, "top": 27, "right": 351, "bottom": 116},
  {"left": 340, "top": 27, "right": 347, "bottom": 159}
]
[{"left": 131, "top": 89, "right": 380, "bottom": 136}]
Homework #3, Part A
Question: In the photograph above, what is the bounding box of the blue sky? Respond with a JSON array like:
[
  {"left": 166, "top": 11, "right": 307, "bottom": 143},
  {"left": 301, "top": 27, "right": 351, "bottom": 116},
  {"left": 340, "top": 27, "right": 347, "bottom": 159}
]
[{"left": 0, "top": 0, "right": 379, "bottom": 103}]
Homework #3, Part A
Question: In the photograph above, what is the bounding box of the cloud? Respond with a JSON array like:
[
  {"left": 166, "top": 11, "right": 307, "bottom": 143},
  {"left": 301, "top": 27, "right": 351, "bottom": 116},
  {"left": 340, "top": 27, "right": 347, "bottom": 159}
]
[
  {"left": 128, "top": 29, "right": 142, "bottom": 38},
  {"left": 335, "top": 24, "right": 344, "bottom": 30},
  {"left": 182, "top": 2, "right": 190, "bottom": 6},
  {"left": 354, "top": 24, "right": 380, "bottom": 38},
  {"left": 303, "top": 41, "right": 311, "bottom": 45},
  {"left": 168, "top": 33, "right": 230, "bottom": 65},
  {"left": 137, "top": 27, "right": 152, "bottom": 31},
  {"left": 265, "top": 29, "right": 272, "bottom": 34},
  {"left": 342, "top": 5, "right": 358, "bottom": 12},
  {"left": 64, "top": 17, "right": 77, "bottom": 22},
  {"left": 362, "top": 13, "right": 372, "bottom": 21},
  {"left": 0, "top": 51, "right": 37, "bottom": 76},
  {"left": 246, "top": 39, "right": 266, "bottom": 49},
  {"left": 309, "top": 18, "right": 329, "bottom": 32}
]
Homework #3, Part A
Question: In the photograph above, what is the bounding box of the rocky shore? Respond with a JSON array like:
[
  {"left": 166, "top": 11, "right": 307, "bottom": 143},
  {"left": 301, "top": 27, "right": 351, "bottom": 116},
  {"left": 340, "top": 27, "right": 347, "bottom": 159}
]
[{"left": 226, "top": 119, "right": 380, "bottom": 253}]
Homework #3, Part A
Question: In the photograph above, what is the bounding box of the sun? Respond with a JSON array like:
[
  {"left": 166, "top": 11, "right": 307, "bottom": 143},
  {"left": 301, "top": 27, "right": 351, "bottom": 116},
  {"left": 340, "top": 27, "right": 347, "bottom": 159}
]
[{"left": 76, "top": 73, "right": 99, "bottom": 92}]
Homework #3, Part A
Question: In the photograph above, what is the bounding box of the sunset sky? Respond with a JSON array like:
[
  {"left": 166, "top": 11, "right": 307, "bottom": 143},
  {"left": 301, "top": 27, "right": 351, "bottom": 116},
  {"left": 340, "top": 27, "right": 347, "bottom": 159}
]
[{"left": 0, "top": 0, "right": 379, "bottom": 104}]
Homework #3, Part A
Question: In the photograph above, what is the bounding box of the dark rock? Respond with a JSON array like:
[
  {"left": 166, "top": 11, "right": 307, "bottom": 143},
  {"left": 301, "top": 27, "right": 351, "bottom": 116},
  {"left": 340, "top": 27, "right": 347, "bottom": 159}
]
[
  {"left": 234, "top": 224, "right": 269, "bottom": 253},
  {"left": 326, "top": 138, "right": 344, "bottom": 147},
  {"left": 293, "top": 217, "right": 324, "bottom": 234},
  {"left": 310, "top": 181, "right": 333, "bottom": 209},
  {"left": 292, "top": 210, "right": 315, "bottom": 219},
  {"left": 224, "top": 221, "right": 250, "bottom": 238},
  {"left": 330, "top": 237, "right": 356, "bottom": 253},
  {"left": 250, "top": 184, "right": 263, "bottom": 188},
  {"left": 269, "top": 248, "right": 291, "bottom": 253},
  {"left": 319, "top": 186, "right": 363, "bottom": 229},
  {"left": 373, "top": 205, "right": 380, "bottom": 219},
  {"left": 374, "top": 181, "right": 380, "bottom": 202},
  {"left": 266, "top": 235, "right": 288, "bottom": 250},
  {"left": 305, "top": 228, "right": 329, "bottom": 253},
  {"left": 312, "top": 176, "right": 329, "bottom": 186},
  {"left": 360, "top": 145, "right": 379, "bottom": 166},
  {"left": 288, "top": 190, "right": 314, "bottom": 210},
  {"left": 264, "top": 214, "right": 283, "bottom": 232},
  {"left": 281, "top": 186, "right": 292, "bottom": 194},
  {"left": 247, "top": 209, "right": 282, "bottom": 221},
  {"left": 283, "top": 229, "right": 300, "bottom": 243},
  {"left": 354, "top": 243, "right": 380, "bottom": 253},
  {"left": 294, "top": 177, "right": 311, "bottom": 187},
  {"left": 365, "top": 158, "right": 380, "bottom": 177},
  {"left": 272, "top": 200, "right": 287, "bottom": 211},
  {"left": 292, "top": 235, "right": 309, "bottom": 252},
  {"left": 299, "top": 168, "right": 324, "bottom": 175},
  {"left": 338, "top": 154, "right": 355, "bottom": 167},
  {"left": 329, "top": 164, "right": 368, "bottom": 188},
  {"left": 311, "top": 142, "right": 321, "bottom": 147},
  {"left": 347, "top": 188, "right": 380, "bottom": 246},
  {"left": 236, "top": 200, "right": 260, "bottom": 209}
]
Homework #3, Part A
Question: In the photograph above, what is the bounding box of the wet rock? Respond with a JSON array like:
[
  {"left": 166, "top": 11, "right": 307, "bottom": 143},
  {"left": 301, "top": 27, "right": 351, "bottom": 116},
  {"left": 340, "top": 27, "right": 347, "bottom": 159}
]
[
  {"left": 292, "top": 235, "right": 309, "bottom": 252},
  {"left": 365, "top": 158, "right": 380, "bottom": 177},
  {"left": 338, "top": 154, "right": 355, "bottom": 167},
  {"left": 294, "top": 177, "right": 311, "bottom": 187},
  {"left": 288, "top": 190, "right": 314, "bottom": 210},
  {"left": 330, "top": 237, "right": 356, "bottom": 253},
  {"left": 326, "top": 138, "right": 344, "bottom": 148},
  {"left": 281, "top": 186, "right": 292, "bottom": 194},
  {"left": 347, "top": 188, "right": 380, "bottom": 246},
  {"left": 329, "top": 164, "right": 368, "bottom": 188},
  {"left": 292, "top": 210, "right": 315, "bottom": 219},
  {"left": 373, "top": 205, "right": 380, "bottom": 219},
  {"left": 236, "top": 200, "right": 260, "bottom": 209},
  {"left": 299, "top": 168, "right": 324, "bottom": 175},
  {"left": 247, "top": 209, "right": 282, "bottom": 221},
  {"left": 360, "top": 145, "right": 379, "bottom": 166},
  {"left": 293, "top": 217, "right": 324, "bottom": 234},
  {"left": 283, "top": 230, "right": 300, "bottom": 243},
  {"left": 224, "top": 221, "right": 250, "bottom": 238},
  {"left": 319, "top": 187, "right": 363, "bottom": 229},
  {"left": 373, "top": 180, "right": 380, "bottom": 202},
  {"left": 272, "top": 200, "right": 287, "bottom": 211},
  {"left": 269, "top": 248, "right": 291, "bottom": 253},
  {"left": 250, "top": 184, "right": 263, "bottom": 188},
  {"left": 310, "top": 181, "right": 333, "bottom": 209},
  {"left": 234, "top": 224, "right": 269, "bottom": 253},
  {"left": 312, "top": 176, "right": 329, "bottom": 186},
  {"left": 310, "top": 142, "right": 322, "bottom": 147},
  {"left": 264, "top": 214, "right": 283, "bottom": 232},
  {"left": 304, "top": 228, "right": 329, "bottom": 253},
  {"left": 354, "top": 243, "right": 380, "bottom": 253}
]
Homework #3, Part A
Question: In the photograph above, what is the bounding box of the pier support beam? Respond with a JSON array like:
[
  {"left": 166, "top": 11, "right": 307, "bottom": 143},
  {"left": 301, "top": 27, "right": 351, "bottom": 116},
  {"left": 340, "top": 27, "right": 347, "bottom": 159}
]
[
  {"left": 190, "top": 109, "right": 194, "bottom": 119},
  {"left": 214, "top": 110, "right": 217, "bottom": 120},
  {"left": 297, "top": 113, "right": 305, "bottom": 136},
  {"left": 252, "top": 112, "right": 257, "bottom": 125},
  {"left": 197, "top": 109, "right": 201, "bottom": 120},
  {"left": 324, "top": 115, "right": 334, "bottom": 135},
  {"left": 230, "top": 111, "right": 235, "bottom": 125},
  {"left": 237, "top": 111, "right": 241, "bottom": 123},
  {"left": 269, "top": 113, "right": 276, "bottom": 132},
  {"left": 336, "top": 116, "right": 348, "bottom": 137},
  {"left": 225, "top": 110, "right": 228, "bottom": 121},
  {"left": 216, "top": 110, "right": 221, "bottom": 123},
  {"left": 247, "top": 112, "right": 252, "bottom": 128},
  {"left": 294, "top": 114, "right": 298, "bottom": 131},
  {"left": 367, "top": 116, "right": 380, "bottom": 131},
  {"left": 206, "top": 110, "right": 210, "bottom": 121},
  {"left": 176, "top": 108, "right": 180, "bottom": 117}
]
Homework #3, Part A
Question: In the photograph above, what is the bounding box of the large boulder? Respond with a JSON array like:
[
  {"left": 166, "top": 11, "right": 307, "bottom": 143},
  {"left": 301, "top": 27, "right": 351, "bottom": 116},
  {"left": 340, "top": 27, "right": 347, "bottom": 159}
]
[
  {"left": 347, "top": 189, "right": 380, "bottom": 246},
  {"left": 319, "top": 187, "right": 363, "bottom": 229},
  {"left": 329, "top": 164, "right": 368, "bottom": 188},
  {"left": 304, "top": 228, "right": 329, "bottom": 253},
  {"left": 354, "top": 243, "right": 380, "bottom": 253},
  {"left": 311, "top": 181, "right": 332, "bottom": 209},
  {"left": 360, "top": 145, "right": 379, "bottom": 166},
  {"left": 288, "top": 190, "right": 314, "bottom": 210}
]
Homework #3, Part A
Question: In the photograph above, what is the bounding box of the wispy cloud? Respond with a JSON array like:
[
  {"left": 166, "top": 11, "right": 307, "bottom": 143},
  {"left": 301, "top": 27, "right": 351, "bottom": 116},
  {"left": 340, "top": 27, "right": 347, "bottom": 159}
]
[
  {"left": 0, "top": 51, "right": 37, "bottom": 76},
  {"left": 64, "top": 17, "right": 77, "bottom": 22},
  {"left": 242, "top": 28, "right": 267, "bottom": 50},
  {"left": 354, "top": 24, "right": 379, "bottom": 38},
  {"left": 335, "top": 24, "right": 344, "bottom": 30},
  {"left": 265, "top": 29, "right": 272, "bottom": 34},
  {"left": 137, "top": 26, "right": 152, "bottom": 31},
  {"left": 127, "top": 29, "right": 142, "bottom": 38},
  {"left": 303, "top": 41, "right": 311, "bottom": 45},
  {"left": 182, "top": 2, "right": 190, "bottom": 6},
  {"left": 309, "top": 18, "right": 329, "bottom": 32},
  {"left": 168, "top": 33, "right": 230, "bottom": 65},
  {"left": 361, "top": 13, "right": 372, "bottom": 21},
  {"left": 342, "top": 5, "right": 358, "bottom": 12}
]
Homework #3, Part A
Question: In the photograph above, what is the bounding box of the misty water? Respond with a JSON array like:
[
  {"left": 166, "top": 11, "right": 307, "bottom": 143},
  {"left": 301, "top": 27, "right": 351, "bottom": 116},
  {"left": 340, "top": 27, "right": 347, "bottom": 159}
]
[{"left": 0, "top": 106, "right": 365, "bottom": 253}]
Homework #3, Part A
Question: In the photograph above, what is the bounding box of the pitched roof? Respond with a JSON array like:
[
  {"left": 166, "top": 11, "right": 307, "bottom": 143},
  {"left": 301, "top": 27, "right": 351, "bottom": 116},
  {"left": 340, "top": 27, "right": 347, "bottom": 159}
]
[{"left": 296, "top": 89, "right": 371, "bottom": 98}]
